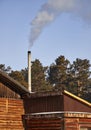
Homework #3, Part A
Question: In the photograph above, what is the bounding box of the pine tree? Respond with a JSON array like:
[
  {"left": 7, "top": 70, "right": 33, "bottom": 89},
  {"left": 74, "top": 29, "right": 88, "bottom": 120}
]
[
  {"left": 48, "top": 55, "right": 70, "bottom": 90},
  {"left": 31, "top": 59, "right": 52, "bottom": 92}
]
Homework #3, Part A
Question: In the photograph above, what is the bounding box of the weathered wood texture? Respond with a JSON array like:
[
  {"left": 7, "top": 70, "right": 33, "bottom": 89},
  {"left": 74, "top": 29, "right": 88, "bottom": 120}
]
[
  {"left": 24, "top": 93, "right": 91, "bottom": 114},
  {"left": 23, "top": 113, "right": 91, "bottom": 130},
  {"left": 24, "top": 95, "right": 64, "bottom": 114},
  {"left": 79, "top": 118, "right": 91, "bottom": 129},
  {"left": 65, "top": 118, "right": 91, "bottom": 130},
  {"left": 0, "top": 82, "right": 20, "bottom": 98},
  {"left": 64, "top": 94, "right": 91, "bottom": 112},
  {"left": 63, "top": 113, "right": 91, "bottom": 130},
  {"left": 23, "top": 117, "right": 62, "bottom": 130},
  {"left": 64, "top": 118, "right": 79, "bottom": 130},
  {"left": 0, "top": 71, "right": 29, "bottom": 97},
  {"left": 0, "top": 98, "right": 24, "bottom": 130}
]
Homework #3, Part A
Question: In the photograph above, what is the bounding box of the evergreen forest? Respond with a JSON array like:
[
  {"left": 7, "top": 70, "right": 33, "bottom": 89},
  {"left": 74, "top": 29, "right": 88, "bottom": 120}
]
[{"left": 0, "top": 55, "right": 91, "bottom": 102}]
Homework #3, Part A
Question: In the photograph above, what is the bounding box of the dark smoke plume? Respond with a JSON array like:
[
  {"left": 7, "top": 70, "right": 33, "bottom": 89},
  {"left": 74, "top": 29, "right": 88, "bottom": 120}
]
[{"left": 29, "top": 0, "right": 91, "bottom": 48}]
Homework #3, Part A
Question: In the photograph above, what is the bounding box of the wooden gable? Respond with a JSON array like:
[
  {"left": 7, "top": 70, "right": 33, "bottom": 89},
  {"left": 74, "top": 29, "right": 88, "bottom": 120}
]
[
  {"left": 0, "top": 70, "right": 29, "bottom": 98},
  {"left": 0, "top": 82, "right": 20, "bottom": 98}
]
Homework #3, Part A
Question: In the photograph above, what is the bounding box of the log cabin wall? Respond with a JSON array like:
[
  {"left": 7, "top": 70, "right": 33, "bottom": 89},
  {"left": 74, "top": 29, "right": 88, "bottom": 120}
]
[
  {"left": 23, "top": 113, "right": 91, "bottom": 130},
  {"left": 0, "top": 98, "right": 24, "bottom": 130},
  {"left": 23, "top": 91, "right": 91, "bottom": 130},
  {"left": 23, "top": 117, "right": 63, "bottom": 130},
  {"left": 64, "top": 113, "right": 91, "bottom": 130},
  {"left": 0, "top": 71, "right": 30, "bottom": 130}
]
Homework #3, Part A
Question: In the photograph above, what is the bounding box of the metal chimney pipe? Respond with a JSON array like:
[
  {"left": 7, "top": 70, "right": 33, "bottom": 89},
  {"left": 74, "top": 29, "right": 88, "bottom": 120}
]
[{"left": 28, "top": 51, "right": 31, "bottom": 92}]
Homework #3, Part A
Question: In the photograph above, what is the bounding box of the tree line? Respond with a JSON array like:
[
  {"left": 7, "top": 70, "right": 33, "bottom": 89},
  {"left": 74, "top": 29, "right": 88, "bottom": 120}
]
[{"left": 0, "top": 55, "right": 91, "bottom": 101}]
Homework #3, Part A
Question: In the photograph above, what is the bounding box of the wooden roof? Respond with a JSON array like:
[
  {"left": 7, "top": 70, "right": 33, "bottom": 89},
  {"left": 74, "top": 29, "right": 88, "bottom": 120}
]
[{"left": 0, "top": 70, "right": 30, "bottom": 96}]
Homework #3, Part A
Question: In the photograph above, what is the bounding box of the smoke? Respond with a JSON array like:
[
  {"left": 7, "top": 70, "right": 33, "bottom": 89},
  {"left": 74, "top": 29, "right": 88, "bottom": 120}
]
[{"left": 29, "top": 0, "right": 91, "bottom": 48}]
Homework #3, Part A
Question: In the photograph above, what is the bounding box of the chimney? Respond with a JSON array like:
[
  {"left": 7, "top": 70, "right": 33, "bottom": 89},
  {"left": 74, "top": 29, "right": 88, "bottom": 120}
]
[{"left": 28, "top": 51, "right": 31, "bottom": 92}]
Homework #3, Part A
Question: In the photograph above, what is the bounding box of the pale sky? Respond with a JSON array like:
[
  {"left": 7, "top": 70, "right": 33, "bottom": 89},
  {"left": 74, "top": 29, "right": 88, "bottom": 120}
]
[{"left": 0, "top": 0, "right": 91, "bottom": 70}]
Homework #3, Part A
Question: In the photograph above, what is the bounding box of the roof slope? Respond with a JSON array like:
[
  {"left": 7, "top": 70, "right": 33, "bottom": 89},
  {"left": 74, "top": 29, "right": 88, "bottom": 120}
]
[
  {"left": 0, "top": 70, "right": 30, "bottom": 96},
  {"left": 64, "top": 90, "right": 91, "bottom": 107}
]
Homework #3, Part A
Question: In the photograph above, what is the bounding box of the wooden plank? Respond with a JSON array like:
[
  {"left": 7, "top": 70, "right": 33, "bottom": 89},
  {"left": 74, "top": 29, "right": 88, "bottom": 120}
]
[
  {"left": 0, "top": 98, "right": 24, "bottom": 130},
  {"left": 23, "top": 117, "right": 62, "bottom": 130}
]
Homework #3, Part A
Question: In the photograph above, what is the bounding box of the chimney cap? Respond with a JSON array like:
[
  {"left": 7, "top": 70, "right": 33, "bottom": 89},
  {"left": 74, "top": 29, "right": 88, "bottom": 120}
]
[{"left": 28, "top": 51, "right": 31, "bottom": 54}]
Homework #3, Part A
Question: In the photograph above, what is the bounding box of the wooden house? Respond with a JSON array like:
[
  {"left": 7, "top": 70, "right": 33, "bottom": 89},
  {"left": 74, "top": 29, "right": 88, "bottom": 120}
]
[
  {"left": 23, "top": 91, "right": 91, "bottom": 130},
  {"left": 0, "top": 70, "right": 29, "bottom": 130},
  {"left": 0, "top": 70, "right": 91, "bottom": 130}
]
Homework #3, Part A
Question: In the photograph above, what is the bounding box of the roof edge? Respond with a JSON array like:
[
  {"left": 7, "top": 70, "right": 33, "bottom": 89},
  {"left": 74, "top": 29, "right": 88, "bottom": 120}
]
[
  {"left": 0, "top": 70, "right": 30, "bottom": 96},
  {"left": 64, "top": 90, "right": 91, "bottom": 107}
]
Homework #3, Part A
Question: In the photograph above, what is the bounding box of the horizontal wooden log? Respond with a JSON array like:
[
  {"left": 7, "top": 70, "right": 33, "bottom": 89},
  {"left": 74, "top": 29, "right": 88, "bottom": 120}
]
[{"left": 0, "top": 98, "right": 24, "bottom": 130}]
